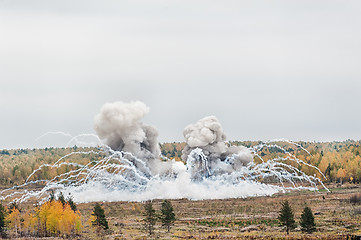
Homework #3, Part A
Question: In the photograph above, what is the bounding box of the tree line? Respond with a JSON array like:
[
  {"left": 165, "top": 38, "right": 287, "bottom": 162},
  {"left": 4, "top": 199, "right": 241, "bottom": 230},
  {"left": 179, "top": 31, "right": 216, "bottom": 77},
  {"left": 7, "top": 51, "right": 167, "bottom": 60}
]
[
  {"left": 162, "top": 140, "right": 361, "bottom": 183},
  {"left": 232, "top": 139, "right": 361, "bottom": 183},
  {"left": 0, "top": 193, "right": 82, "bottom": 238},
  {"left": 1, "top": 140, "right": 361, "bottom": 187},
  {"left": 0, "top": 195, "right": 176, "bottom": 238}
]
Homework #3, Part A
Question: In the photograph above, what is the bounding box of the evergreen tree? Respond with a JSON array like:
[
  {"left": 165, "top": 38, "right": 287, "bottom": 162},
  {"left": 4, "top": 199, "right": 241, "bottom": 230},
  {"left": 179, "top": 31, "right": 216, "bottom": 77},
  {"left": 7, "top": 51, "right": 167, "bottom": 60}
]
[
  {"left": 8, "top": 201, "right": 20, "bottom": 214},
  {"left": 49, "top": 190, "right": 55, "bottom": 202},
  {"left": 66, "top": 195, "right": 77, "bottom": 212},
  {"left": 278, "top": 200, "right": 296, "bottom": 234},
  {"left": 91, "top": 203, "right": 109, "bottom": 230},
  {"left": 300, "top": 206, "right": 316, "bottom": 233},
  {"left": 57, "top": 192, "right": 66, "bottom": 207},
  {"left": 0, "top": 203, "right": 7, "bottom": 238},
  {"left": 143, "top": 201, "right": 157, "bottom": 236},
  {"left": 160, "top": 200, "right": 176, "bottom": 232}
]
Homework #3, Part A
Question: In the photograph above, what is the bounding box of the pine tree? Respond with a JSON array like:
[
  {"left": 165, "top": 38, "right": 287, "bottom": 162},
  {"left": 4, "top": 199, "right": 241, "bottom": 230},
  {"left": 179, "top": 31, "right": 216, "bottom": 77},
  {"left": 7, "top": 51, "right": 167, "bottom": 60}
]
[
  {"left": 8, "top": 201, "right": 20, "bottom": 214},
  {"left": 143, "top": 201, "right": 157, "bottom": 236},
  {"left": 300, "top": 206, "right": 316, "bottom": 233},
  {"left": 160, "top": 200, "right": 176, "bottom": 232},
  {"left": 49, "top": 190, "right": 55, "bottom": 202},
  {"left": 278, "top": 200, "right": 296, "bottom": 234},
  {"left": 58, "top": 192, "right": 66, "bottom": 207},
  {"left": 0, "top": 203, "right": 7, "bottom": 238},
  {"left": 91, "top": 203, "right": 109, "bottom": 230},
  {"left": 66, "top": 195, "right": 77, "bottom": 212}
]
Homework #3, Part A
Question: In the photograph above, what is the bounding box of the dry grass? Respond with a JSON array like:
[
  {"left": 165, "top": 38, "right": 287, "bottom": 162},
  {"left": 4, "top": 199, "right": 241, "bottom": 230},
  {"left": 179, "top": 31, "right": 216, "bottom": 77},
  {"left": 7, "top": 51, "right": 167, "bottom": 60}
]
[
  {"left": 70, "top": 184, "right": 361, "bottom": 239},
  {"left": 6, "top": 184, "right": 361, "bottom": 239}
]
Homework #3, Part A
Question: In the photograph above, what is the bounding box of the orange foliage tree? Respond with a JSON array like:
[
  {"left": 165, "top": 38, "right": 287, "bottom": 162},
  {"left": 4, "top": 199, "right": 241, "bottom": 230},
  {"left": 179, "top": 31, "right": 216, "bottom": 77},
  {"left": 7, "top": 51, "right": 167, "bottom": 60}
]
[{"left": 6, "top": 199, "right": 82, "bottom": 238}]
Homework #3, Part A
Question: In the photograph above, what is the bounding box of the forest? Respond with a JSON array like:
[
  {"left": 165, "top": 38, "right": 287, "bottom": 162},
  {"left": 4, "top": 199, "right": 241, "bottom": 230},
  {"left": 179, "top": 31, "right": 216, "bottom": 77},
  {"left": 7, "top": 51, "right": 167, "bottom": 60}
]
[
  {"left": 160, "top": 140, "right": 361, "bottom": 184},
  {"left": 0, "top": 140, "right": 361, "bottom": 187}
]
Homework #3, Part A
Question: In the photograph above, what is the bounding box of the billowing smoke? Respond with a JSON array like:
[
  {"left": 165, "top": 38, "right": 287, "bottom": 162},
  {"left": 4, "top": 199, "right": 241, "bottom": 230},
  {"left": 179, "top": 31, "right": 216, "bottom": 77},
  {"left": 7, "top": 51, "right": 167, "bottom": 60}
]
[
  {"left": 182, "top": 116, "right": 253, "bottom": 179},
  {"left": 94, "top": 101, "right": 160, "bottom": 159},
  {"left": 0, "top": 102, "right": 329, "bottom": 204},
  {"left": 92, "top": 101, "right": 171, "bottom": 176}
]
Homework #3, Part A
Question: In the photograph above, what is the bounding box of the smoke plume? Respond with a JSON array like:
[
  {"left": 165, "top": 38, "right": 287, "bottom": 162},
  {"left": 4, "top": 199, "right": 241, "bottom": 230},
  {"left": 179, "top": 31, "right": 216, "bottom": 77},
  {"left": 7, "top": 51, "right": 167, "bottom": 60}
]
[
  {"left": 182, "top": 116, "right": 253, "bottom": 179},
  {"left": 1, "top": 103, "right": 329, "bottom": 204},
  {"left": 94, "top": 101, "right": 160, "bottom": 159}
]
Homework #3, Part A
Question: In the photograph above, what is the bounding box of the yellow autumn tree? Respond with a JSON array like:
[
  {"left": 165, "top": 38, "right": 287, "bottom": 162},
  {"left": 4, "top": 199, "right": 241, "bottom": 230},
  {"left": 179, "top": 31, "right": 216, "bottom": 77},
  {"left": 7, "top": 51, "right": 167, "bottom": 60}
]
[
  {"left": 37, "top": 200, "right": 82, "bottom": 237},
  {"left": 22, "top": 209, "right": 37, "bottom": 236},
  {"left": 37, "top": 201, "right": 52, "bottom": 235},
  {"left": 46, "top": 200, "right": 63, "bottom": 235},
  {"left": 5, "top": 200, "right": 82, "bottom": 238},
  {"left": 59, "top": 204, "right": 82, "bottom": 236},
  {"left": 6, "top": 208, "right": 21, "bottom": 235},
  {"left": 336, "top": 168, "right": 347, "bottom": 183},
  {"left": 318, "top": 158, "right": 329, "bottom": 174}
]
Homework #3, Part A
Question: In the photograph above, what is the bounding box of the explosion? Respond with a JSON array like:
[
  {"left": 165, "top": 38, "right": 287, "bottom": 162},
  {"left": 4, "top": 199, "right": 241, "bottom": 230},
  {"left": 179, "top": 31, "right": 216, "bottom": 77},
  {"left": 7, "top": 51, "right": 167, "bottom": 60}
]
[
  {"left": 182, "top": 116, "right": 253, "bottom": 180},
  {"left": 0, "top": 101, "right": 328, "bottom": 203},
  {"left": 94, "top": 101, "right": 160, "bottom": 159}
]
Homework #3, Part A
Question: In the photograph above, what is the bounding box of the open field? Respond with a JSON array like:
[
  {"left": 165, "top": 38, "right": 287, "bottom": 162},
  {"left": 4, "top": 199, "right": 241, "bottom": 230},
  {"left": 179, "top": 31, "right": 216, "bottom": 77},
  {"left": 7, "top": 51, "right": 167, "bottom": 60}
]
[
  {"left": 4, "top": 184, "right": 359, "bottom": 239},
  {"left": 78, "top": 184, "right": 360, "bottom": 239}
]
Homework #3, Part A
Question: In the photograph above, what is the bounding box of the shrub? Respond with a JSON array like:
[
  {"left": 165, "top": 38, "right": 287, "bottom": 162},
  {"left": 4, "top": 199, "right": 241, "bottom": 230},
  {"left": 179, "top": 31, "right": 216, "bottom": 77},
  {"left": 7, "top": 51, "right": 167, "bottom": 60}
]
[{"left": 350, "top": 194, "right": 361, "bottom": 204}]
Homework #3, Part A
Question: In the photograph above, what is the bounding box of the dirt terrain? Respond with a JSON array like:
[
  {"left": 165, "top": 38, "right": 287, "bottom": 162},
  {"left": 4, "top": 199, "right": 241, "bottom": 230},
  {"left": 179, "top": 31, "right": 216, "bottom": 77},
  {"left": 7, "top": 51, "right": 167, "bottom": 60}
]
[{"left": 66, "top": 184, "right": 361, "bottom": 239}]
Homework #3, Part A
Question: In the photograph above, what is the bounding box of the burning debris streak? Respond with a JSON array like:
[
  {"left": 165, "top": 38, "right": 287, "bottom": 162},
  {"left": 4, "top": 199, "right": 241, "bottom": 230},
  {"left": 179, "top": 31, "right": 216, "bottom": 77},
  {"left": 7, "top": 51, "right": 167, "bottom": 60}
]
[{"left": 0, "top": 101, "right": 329, "bottom": 203}]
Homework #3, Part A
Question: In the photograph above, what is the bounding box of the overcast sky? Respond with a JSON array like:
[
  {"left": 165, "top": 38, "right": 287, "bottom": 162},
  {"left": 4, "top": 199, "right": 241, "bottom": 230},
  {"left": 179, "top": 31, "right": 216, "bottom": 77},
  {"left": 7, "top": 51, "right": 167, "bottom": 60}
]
[{"left": 1, "top": 0, "right": 361, "bottom": 149}]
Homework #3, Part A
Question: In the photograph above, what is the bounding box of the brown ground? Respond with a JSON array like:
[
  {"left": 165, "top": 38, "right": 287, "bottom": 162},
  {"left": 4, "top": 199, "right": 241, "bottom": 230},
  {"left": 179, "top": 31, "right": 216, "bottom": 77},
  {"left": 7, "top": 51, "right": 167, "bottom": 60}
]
[
  {"left": 5, "top": 184, "right": 361, "bottom": 239},
  {"left": 74, "top": 184, "right": 361, "bottom": 239}
]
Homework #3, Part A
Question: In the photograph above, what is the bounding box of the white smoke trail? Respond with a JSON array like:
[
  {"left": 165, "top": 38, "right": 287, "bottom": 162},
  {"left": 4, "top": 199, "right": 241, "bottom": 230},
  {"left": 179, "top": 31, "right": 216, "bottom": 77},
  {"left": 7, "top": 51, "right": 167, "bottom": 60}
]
[
  {"left": 0, "top": 101, "right": 329, "bottom": 203},
  {"left": 35, "top": 131, "right": 101, "bottom": 148},
  {"left": 35, "top": 131, "right": 73, "bottom": 142}
]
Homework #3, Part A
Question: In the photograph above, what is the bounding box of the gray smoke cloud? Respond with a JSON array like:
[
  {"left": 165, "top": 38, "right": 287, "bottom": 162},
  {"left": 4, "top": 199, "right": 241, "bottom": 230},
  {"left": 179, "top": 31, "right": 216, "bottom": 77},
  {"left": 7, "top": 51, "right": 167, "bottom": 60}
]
[
  {"left": 94, "top": 102, "right": 252, "bottom": 179},
  {"left": 94, "top": 101, "right": 160, "bottom": 159},
  {"left": 182, "top": 116, "right": 253, "bottom": 179}
]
